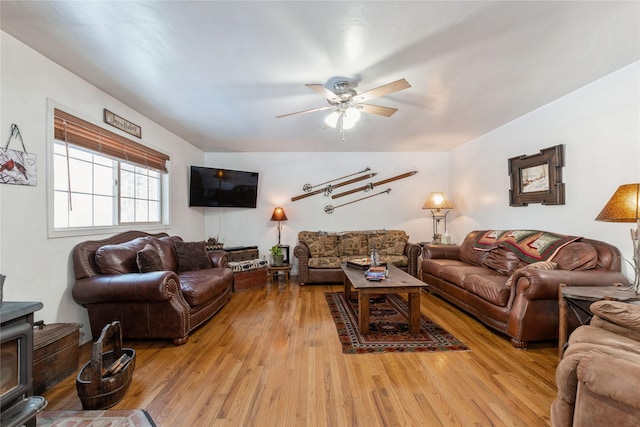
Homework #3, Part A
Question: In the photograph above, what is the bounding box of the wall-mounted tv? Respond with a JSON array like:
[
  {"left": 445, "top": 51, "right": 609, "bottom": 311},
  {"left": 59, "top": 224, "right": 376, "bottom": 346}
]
[{"left": 189, "top": 166, "right": 259, "bottom": 208}]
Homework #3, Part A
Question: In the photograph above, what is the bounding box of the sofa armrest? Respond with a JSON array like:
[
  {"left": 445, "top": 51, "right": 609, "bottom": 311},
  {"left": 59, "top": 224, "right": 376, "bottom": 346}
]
[
  {"left": 294, "top": 243, "right": 311, "bottom": 282},
  {"left": 422, "top": 244, "right": 460, "bottom": 260},
  {"left": 512, "top": 269, "right": 629, "bottom": 300},
  {"left": 209, "top": 250, "right": 229, "bottom": 268},
  {"left": 404, "top": 242, "right": 421, "bottom": 278},
  {"left": 72, "top": 271, "right": 181, "bottom": 304},
  {"left": 576, "top": 348, "right": 640, "bottom": 411}
]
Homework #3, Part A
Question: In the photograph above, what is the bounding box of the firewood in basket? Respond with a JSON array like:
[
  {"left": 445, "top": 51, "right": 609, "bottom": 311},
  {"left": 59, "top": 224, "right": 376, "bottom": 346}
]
[{"left": 102, "top": 354, "right": 131, "bottom": 378}]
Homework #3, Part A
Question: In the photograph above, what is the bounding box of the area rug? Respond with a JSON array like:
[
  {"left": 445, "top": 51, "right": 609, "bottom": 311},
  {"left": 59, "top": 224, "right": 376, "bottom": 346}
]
[
  {"left": 37, "top": 409, "right": 156, "bottom": 426},
  {"left": 325, "top": 292, "right": 470, "bottom": 354}
]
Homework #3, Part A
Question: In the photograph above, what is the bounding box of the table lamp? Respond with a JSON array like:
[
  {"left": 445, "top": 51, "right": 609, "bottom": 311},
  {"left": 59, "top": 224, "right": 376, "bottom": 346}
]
[
  {"left": 595, "top": 183, "right": 640, "bottom": 293},
  {"left": 270, "top": 207, "right": 288, "bottom": 245},
  {"left": 270, "top": 207, "right": 289, "bottom": 264},
  {"left": 422, "top": 192, "right": 453, "bottom": 244}
]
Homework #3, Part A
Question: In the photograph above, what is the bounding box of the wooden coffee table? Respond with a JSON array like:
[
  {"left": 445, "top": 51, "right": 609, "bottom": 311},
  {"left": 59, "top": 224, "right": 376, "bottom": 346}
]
[{"left": 341, "top": 263, "right": 424, "bottom": 334}]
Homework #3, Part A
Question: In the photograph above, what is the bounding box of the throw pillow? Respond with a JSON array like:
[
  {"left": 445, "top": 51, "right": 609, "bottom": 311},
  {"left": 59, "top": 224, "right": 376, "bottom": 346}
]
[
  {"left": 338, "top": 233, "right": 368, "bottom": 257},
  {"left": 95, "top": 236, "right": 153, "bottom": 274},
  {"left": 552, "top": 242, "right": 598, "bottom": 271},
  {"left": 136, "top": 244, "right": 164, "bottom": 273},
  {"left": 174, "top": 241, "right": 212, "bottom": 273},
  {"left": 305, "top": 235, "right": 338, "bottom": 258},
  {"left": 483, "top": 248, "right": 524, "bottom": 276},
  {"left": 505, "top": 261, "right": 558, "bottom": 287},
  {"left": 369, "top": 231, "right": 409, "bottom": 256}
]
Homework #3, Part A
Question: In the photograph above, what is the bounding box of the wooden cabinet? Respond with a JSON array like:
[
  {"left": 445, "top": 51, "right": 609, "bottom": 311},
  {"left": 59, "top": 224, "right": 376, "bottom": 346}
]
[{"left": 33, "top": 323, "right": 81, "bottom": 394}]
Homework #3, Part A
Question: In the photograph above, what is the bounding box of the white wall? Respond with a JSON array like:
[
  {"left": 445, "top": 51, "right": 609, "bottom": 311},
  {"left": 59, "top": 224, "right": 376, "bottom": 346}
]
[
  {"left": 449, "top": 61, "right": 640, "bottom": 279},
  {"left": 202, "top": 152, "right": 450, "bottom": 272},
  {"left": 0, "top": 33, "right": 205, "bottom": 342}
]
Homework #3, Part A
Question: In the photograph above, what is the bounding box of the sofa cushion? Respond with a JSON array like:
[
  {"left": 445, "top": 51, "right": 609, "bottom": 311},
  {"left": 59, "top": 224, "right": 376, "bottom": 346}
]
[
  {"left": 439, "top": 265, "right": 495, "bottom": 288},
  {"left": 178, "top": 268, "right": 233, "bottom": 306},
  {"left": 422, "top": 259, "right": 468, "bottom": 278},
  {"left": 504, "top": 260, "right": 558, "bottom": 286},
  {"left": 308, "top": 256, "right": 342, "bottom": 269},
  {"left": 378, "top": 255, "right": 408, "bottom": 267},
  {"left": 95, "top": 236, "right": 154, "bottom": 274},
  {"left": 482, "top": 247, "right": 525, "bottom": 276},
  {"left": 305, "top": 235, "right": 338, "bottom": 258},
  {"left": 463, "top": 274, "right": 511, "bottom": 306},
  {"left": 136, "top": 244, "right": 164, "bottom": 273},
  {"left": 553, "top": 241, "right": 598, "bottom": 271},
  {"left": 174, "top": 241, "right": 212, "bottom": 273},
  {"left": 338, "top": 233, "right": 369, "bottom": 257}
]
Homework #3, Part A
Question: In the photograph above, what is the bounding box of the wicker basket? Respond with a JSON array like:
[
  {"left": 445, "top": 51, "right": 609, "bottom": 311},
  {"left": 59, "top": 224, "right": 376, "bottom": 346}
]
[{"left": 76, "top": 321, "right": 135, "bottom": 410}]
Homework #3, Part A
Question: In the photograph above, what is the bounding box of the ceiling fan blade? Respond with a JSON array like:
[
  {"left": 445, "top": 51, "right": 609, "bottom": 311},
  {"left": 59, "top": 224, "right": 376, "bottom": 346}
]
[
  {"left": 306, "top": 84, "right": 341, "bottom": 103},
  {"left": 353, "top": 78, "right": 411, "bottom": 103},
  {"left": 357, "top": 104, "right": 398, "bottom": 117},
  {"left": 276, "top": 105, "right": 333, "bottom": 119}
]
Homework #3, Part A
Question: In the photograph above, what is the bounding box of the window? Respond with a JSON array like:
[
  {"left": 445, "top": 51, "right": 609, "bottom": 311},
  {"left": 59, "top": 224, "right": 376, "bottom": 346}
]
[{"left": 51, "top": 108, "right": 169, "bottom": 233}]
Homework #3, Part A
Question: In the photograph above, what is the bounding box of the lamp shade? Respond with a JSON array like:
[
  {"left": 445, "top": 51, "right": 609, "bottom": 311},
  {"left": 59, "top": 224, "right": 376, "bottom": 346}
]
[
  {"left": 595, "top": 184, "right": 640, "bottom": 222},
  {"left": 324, "top": 112, "right": 340, "bottom": 128},
  {"left": 422, "top": 192, "right": 454, "bottom": 211},
  {"left": 270, "top": 207, "right": 288, "bottom": 221}
]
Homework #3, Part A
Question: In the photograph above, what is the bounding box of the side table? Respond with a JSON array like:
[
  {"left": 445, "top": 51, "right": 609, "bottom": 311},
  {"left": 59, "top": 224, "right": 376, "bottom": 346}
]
[
  {"left": 558, "top": 284, "right": 640, "bottom": 359},
  {"left": 267, "top": 264, "right": 292, "bottom": 283}
]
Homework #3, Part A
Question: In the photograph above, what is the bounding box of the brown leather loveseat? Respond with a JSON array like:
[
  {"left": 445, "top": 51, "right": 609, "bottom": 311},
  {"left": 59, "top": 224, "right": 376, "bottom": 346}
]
[
  {"left": 72, "top": 230, "right": 234, "bottom": 345},
  {"left": 551, "top": 300, "right": 640, "bottom": 426},
  {"left": 421, "top": 230, "right": 628, "bottom": 348}
]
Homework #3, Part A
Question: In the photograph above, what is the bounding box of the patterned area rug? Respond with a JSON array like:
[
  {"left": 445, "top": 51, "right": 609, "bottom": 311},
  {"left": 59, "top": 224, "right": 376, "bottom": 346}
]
[
  {"left": 325, "top": 292, "right": 470, "bottom": 354},
  {"left": 37, "top": 409, "right": 156, "bottom": 426}
]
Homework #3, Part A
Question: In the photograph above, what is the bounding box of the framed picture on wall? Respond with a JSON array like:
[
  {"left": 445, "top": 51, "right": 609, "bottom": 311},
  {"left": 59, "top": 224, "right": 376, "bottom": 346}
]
[{"left": 508, "top": 144, "right": 565, "bottom": 206}]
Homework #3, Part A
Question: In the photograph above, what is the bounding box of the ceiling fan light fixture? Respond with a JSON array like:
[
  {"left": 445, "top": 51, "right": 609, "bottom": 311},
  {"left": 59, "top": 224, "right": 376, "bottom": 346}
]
[
  {"left": 324, "top": 111, "right": 340, "bottom": 128},
  {"left": 283, "top": 78, "right": 410, "bottom": 138},
  {"left": 342, "top": 108, "right": 361, "bottom": 129}
]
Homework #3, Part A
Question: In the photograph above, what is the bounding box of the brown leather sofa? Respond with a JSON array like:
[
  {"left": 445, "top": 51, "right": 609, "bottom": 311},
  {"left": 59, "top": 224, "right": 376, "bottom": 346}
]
[
  {"left": 551, "top": 300, "right": 640, "bottom": 426},
  {"left": 294, "top": 230, "right": 421, "bottom": 285},
  {"left": 72, "top": 230, "right": 234, "bottom": 345},
  {"left": 421, "top": 230, "right": 628, "bottom": 348}
]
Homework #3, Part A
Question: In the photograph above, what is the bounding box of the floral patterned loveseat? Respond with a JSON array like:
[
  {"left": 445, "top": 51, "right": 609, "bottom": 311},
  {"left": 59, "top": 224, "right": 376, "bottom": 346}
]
[{"left": 294, "top": 230, "right": 420, "bottom": 285}]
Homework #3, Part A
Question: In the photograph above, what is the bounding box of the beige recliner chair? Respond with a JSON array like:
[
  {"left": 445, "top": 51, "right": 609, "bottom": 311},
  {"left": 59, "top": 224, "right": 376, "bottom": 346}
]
[{"left": 551, "top": 300, "right": 640, "bottom": 426}]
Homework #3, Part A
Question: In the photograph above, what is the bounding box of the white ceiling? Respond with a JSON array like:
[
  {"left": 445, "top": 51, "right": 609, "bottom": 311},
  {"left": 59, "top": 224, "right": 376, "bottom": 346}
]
[{"left": 1, "top": 1, "right": 638, "bottom": 153}]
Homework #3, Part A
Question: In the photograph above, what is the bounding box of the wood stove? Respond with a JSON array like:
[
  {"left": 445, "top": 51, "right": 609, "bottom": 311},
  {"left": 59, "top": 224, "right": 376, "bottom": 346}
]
[{"left": 0, "top": 302, "right": 47, "bottom": 427}]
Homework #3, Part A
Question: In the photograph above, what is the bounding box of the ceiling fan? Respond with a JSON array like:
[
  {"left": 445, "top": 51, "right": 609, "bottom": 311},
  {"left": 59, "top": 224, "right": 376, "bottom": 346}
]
[{"left": 276, "top": 78, "right": 411, "bottom": 138}]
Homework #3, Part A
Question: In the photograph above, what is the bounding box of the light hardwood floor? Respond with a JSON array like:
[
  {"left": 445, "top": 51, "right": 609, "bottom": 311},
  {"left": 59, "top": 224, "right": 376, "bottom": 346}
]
[{"left": 42, "top": 278, "right": 559, "bottom": 426}]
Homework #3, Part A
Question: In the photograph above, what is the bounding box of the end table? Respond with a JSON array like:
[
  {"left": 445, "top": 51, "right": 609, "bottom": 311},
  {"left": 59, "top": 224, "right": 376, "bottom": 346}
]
[
  {"left": 558, "top": 284, "right": 640, "bottom": 359},
  {"left": 267, "top": 264, "right": 292, "bottom": 283}
]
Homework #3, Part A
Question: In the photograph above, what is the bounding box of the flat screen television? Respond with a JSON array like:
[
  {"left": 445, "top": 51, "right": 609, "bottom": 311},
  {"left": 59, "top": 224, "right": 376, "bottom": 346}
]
[{"left": 189, "top": 166, "right": 259, "bottom": 208}]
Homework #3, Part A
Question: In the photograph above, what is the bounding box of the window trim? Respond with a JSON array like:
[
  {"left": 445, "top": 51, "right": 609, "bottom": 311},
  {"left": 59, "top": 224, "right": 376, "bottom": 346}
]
[{"left": 46, "top": 100, "right": 171, "bottom": 239}]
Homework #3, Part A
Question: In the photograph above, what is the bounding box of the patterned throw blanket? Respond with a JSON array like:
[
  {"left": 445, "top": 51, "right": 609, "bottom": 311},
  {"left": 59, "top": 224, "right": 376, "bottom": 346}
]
[
  {"left": 227, "top": 259, "right": 269, "bottom": 272},
  {"left": 473, "top": 230, "right": 580, "bottom": 263}
]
